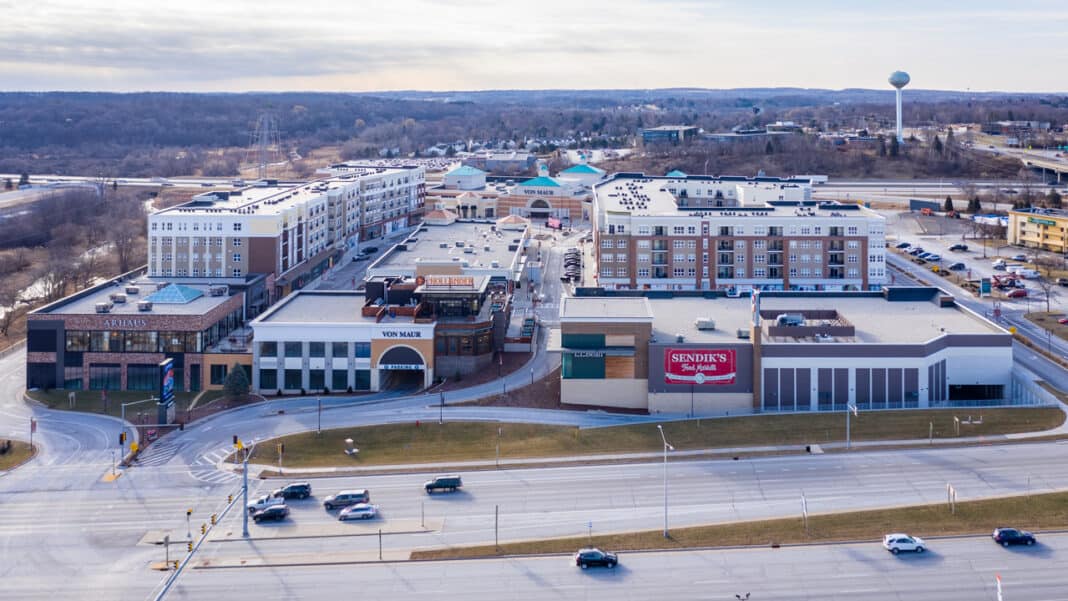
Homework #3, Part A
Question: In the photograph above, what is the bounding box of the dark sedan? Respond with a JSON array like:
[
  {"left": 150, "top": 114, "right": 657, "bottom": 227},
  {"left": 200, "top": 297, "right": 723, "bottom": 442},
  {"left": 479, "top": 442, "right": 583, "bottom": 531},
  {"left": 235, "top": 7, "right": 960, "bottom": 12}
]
[
  {"left": 252, "top": 505, "right": 290, "bottom": 523},
  {"left": 992, "top": 527, "right": 1035, "bottom": 547},
  {"left": 574, "top": 547, "right": 618, "bottom": 569}
]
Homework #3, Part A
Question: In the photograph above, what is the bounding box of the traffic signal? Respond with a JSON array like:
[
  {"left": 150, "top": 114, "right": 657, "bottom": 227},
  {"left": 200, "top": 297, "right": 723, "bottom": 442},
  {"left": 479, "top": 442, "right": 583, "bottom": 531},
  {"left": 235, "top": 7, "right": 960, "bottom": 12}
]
[
  {"left": 200, "top": 523, "right": 206, "bottom": 535},
  {"left": 172, "top": 560, "right": 179, "bottom": 570},
  {"left": 187, "top": 541, "right": 192, "bottom": 552},
  {"left": 119, "top": 432, "right": 126, "bottom": 446},
  {"left": 210, "top": 514, "right": 216, "bottom": 525},
  {"left": 186, "top": 508, "right": 192, "bottom": 517},
  {"left": 233, "top": 435, "right": 238, "bottom": 446}
]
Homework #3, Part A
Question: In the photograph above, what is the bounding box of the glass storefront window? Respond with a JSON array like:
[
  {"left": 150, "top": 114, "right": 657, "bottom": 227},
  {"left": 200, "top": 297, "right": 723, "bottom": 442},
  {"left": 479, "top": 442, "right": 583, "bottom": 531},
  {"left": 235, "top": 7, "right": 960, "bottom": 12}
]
[
  {"left": 260, "top": 341, "right": 278, "bottom": 357},
  {"left": 332, "top": 369, "right": 348, "bottom": 391},
  {"left": 90, "top": 331, "right": 123, "bottom": 353},
  {"left": 260, "top": 369, "right": 278, "bottom": 390},
  {"left": 309, "top": 342, "right": 325, "bottom": 358},
  {"left": 354, "top": 342, "right": 371, "bottom": 358},
  {"left": 309, "top": 369, "right": 325, "bottom": 390},
  {"left": 124, "top": 331, "right": 158, "bottom": 353},
  {"left": 126, "top": 364, "right": 158, "bottom": 391},
  {"left": 284, "top": 369, "right": 302, "bottom": 389},
  {"left": 284, "top": 342, "right": 302, "bottom": 358},
  {"left": 331, "top": 342, "right": 347, "bottom": 358},
  {"left": 88, "top": 363, "right": 121, "bottom": 390},
  {"left": 159, "top": 332, "right": 188, "bottom": 353},
  {"left": 65, "top": 332, "right": 90, "bottom": 352}
]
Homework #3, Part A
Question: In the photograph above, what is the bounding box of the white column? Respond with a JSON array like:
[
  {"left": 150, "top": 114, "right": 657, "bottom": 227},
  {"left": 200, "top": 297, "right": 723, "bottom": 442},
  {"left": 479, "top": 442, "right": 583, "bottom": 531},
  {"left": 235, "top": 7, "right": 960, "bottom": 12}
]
[{"left": 895, "top": 89, "right": 904, "bottom": 144}]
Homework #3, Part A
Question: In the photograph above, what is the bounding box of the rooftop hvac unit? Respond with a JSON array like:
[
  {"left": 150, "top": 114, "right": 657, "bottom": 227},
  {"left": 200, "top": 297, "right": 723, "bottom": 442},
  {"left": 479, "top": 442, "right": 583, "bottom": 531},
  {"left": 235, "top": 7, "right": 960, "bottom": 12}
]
[
  {"left": 109, "top": 293, "right": 127, "bottom": 304},
  {"left": 210, "top": 285, "right": 228, "bottom": 297},
  {"left": 156, "top": 282, "right": 170, "bottom": 290},
  {"left": 95, "top": 302, "right": 113, "bottom": 314},
  {"left": 694, "top": 318, "right": 716, "bottom": 331},
  {"left": 491, "top": 260, "right": 500, "bottom": 268},
  {"left": 137, "top": 300, "right": 153, "bottom": 312},
  {"left": 736, "top": 329, "right": 750, "bottom": 340},
  {"left": 675, "top": 333, "right": 685, "bottom": 343},
  {"left": 125, "top": 286, "right": 140, "bottom": 295}
]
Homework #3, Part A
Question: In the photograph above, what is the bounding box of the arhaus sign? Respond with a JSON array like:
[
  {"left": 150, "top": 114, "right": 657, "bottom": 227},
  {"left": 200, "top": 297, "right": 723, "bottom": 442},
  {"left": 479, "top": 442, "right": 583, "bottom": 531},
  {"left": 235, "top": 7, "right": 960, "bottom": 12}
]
[
  {"left": 102, "top": 318, "right": 148, "bottom": 329},
  {"left": 664, "top": 348, "right": 736, "bottom": 385}
]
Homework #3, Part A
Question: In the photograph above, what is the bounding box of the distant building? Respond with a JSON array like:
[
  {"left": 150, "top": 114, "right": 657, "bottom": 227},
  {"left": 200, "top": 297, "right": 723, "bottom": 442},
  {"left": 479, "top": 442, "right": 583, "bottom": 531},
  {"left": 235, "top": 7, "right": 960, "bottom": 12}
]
[
  {"left": 982, "top": 121, "right": 1052, "bottom": 137},
  {"left": 641, "top": 125, "right": 699, "bottom": 145},
  {"left": 765, "top": 121, "right": 804, "bottom": 134},
  {"left": 462, "top": 151, "right": 537, "bottom": 174},
  {"left": 1007, "top": 207, "right": 1068, "bottom": 252},
  {"left": 443, "top": 165, "right": 487, "bottom": 190},
  {"left": 556, "top": 163, "right": 606, "bottom": 188}
]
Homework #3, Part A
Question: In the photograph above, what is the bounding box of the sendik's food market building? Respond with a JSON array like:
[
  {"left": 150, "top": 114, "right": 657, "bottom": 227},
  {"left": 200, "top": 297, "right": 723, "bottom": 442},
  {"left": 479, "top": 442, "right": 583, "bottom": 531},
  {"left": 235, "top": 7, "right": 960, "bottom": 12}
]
[{"left": 551, "top": 288, "right": 1016, "bottom": 414}]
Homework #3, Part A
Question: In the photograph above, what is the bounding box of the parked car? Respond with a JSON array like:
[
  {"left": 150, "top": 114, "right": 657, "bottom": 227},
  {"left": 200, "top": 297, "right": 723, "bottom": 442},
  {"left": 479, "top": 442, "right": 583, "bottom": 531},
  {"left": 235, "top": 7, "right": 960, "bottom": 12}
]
[
  {"left": 247, "top": 494, "right": 285, "bottom": 514},
  {"left": 883, "top": 533, "right": 926, "bottom": 554},
  {"left": 992, "top": 527, "right": 1036, "bottom": 547},
  {"left": 924, "top": 254, "right": 942, "bottom": 262},
  {"left": 338, "top": 503, "right": 379, "bottom": 521},
  {"left": 323, "top": 489, "right": 370, "bottom": 510},
  {"left": 1006, "top": 288, "right": 1028, "bottom": 298},
  {"left": 895, "top": 242, "right": 912, "bottom": 249},
  {"left": 948, "top": 243, "right": 969, "bottom": 251},
  {"left": 252, "top": 505, "right": 290, "bottom": 523},
  {"left": 1058, "top": 317, "right": 1068, "bottom": 325},
  {"left": 992, "top": 260, "right": 1007, "bottom": 270},
  {"left": 1057, "top": 278, "right": 1068, "bottom": 287},
  {"left": 947, "top": 262, "right": 966, "bottom": 271},
  {"left": 1011, "top": 254, "right": 1028, "bottom": 261},
  {"left": 575, "top": 547, "right": 618, "bottom": 569},
  {"left": 360, "top": 246, "right": 379, "bottom": 255},
  {"left": 273, "top": 482, "right": 312, "bottom": 500},
  {"left": 424, "top": 474, "right": 463, "bottom": 494},
  {"left": 908, "top": 247, "right": 925, "bottom": 256}
]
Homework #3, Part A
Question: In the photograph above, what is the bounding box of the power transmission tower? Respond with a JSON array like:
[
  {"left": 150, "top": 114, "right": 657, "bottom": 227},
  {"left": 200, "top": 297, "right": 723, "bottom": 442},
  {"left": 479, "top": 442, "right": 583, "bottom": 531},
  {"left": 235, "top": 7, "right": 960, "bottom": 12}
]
[{"left": 245, "top": 112, "right": 282, "bottom": 180}]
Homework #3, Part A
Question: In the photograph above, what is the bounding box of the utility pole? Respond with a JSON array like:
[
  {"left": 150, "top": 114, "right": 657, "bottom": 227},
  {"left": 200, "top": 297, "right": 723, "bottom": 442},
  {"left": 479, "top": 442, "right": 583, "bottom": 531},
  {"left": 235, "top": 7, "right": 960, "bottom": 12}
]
[{"left": 846, "top": 403, "right": 858, "bottom": 449}]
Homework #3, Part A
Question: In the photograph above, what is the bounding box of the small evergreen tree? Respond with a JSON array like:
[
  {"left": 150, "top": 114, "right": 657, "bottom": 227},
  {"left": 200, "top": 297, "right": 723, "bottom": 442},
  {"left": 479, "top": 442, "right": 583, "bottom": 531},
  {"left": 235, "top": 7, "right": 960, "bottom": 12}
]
[
  {"left": 223, "top": 364, "right": 250, "bottom": 399},
  {"left": 943, "top": 196, "right": 954, "bottom": 212},
  {"left": 764, "top": 140, "right": 774, "bottom": 155},
  {"left": 889, "top": 137, "right": 900, "bottom": 158},
  {"left": 1048, "top": 189, "right": 1063, "bottom": 209}
]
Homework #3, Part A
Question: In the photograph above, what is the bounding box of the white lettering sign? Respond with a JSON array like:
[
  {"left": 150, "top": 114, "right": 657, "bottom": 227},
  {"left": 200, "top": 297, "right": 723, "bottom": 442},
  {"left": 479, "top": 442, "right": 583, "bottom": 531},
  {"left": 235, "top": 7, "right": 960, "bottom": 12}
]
[
  {"left": 381, "top": 330, "right": 422, "bottom": 338},
  {"left": 102, "top": 318, "right": 148, "bottom": 329}
]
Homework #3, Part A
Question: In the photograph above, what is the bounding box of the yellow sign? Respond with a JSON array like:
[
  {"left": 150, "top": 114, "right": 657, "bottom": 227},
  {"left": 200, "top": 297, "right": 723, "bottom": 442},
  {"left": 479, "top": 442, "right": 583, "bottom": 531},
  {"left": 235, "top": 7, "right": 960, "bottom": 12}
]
[
  {"left": 1009, "top": 326, "right": 1017, "bottom": 334},
  {"left": 425, "top": 275, "right": 475, "bottom": 288},
  {"left": 130, "top": 442, "right": 139, "bottom": 453}
]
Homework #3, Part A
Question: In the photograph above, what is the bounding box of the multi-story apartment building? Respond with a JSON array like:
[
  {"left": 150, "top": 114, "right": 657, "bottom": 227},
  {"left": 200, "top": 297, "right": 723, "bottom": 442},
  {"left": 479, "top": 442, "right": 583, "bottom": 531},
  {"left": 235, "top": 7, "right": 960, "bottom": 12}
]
[
  {"left": 149, "top": 166, "right": 425, "bottom": 301},
  {"left": 591, "top": 173, "right": 887, "bottom": 292}
]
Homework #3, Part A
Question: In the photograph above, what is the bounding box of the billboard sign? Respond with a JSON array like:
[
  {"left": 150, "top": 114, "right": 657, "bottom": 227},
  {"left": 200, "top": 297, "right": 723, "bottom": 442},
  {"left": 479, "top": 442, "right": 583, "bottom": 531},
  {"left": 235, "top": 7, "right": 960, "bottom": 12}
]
[
  {"left": 158, "top": 358, "right": 176, "bottom": 424},
  {"left": 664, "top": 348, "right": 736, "bottom": 385}
]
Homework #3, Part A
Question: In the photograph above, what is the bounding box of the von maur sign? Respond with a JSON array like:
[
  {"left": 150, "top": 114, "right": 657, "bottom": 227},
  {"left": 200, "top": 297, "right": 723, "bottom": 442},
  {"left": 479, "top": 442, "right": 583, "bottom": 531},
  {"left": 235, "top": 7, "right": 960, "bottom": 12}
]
[{"left": 664, "top": 348, "right": 736, "bottom": 385}]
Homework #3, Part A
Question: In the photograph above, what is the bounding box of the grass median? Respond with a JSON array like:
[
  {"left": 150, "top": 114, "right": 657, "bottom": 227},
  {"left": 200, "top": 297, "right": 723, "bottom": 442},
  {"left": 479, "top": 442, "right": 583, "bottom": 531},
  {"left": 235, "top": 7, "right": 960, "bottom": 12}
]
[
  {"left": 236, "top": 406, "right": 1065, "bottom": 468},
  {"left": 0, "top": 440, "right": 34, "bottom": 471},
  {"left": 26, "top": 389, "right": 202, "bottom": 419},
  {"left": 411, "top": 489, "right": 1068, "bottom": 560}
]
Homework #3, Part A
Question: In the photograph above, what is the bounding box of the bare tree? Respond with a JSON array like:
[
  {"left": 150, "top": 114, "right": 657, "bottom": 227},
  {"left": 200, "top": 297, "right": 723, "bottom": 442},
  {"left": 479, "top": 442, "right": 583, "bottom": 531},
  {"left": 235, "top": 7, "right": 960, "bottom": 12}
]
[{"left": 1035, "top": 276, "right": 1060, "bottom": 313}]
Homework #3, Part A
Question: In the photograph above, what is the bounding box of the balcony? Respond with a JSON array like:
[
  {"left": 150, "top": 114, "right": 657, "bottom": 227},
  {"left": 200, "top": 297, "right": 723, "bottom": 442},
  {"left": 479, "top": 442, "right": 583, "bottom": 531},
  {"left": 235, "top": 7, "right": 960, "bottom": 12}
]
[
  {"left": 828, "top": 253, "right": 845, "bottom": 266},
  {"left": 718, "top": 241, "right": 733, "bottom": 250}
]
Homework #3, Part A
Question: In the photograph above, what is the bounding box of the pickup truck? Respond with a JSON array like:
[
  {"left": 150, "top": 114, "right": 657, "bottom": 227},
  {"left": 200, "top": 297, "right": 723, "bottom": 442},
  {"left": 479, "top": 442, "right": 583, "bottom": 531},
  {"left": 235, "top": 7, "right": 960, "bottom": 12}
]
[{"left": 247, "top": 493, "right": 285, "bottom": 514}]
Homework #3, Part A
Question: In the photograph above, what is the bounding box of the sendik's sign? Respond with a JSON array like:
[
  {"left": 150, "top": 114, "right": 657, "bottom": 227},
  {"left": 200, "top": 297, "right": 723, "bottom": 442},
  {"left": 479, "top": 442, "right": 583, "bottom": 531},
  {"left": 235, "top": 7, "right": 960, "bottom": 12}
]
[{"left": 664, "top": 348, "right": 736, "bottom": 385}]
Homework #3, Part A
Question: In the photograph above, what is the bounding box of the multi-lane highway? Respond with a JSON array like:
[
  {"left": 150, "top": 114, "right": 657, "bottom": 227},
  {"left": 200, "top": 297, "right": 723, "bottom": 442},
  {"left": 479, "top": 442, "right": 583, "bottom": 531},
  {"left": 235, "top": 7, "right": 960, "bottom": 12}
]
[{"left": 170, "top": 533, "right": 1068, "bottom": 601}]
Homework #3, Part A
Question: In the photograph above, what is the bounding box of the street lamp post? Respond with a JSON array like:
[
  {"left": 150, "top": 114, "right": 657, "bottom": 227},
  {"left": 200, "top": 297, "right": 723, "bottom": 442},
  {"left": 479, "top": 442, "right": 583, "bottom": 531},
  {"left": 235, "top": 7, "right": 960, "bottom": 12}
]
[
  {"left": 846, "top": 403, "right": 858, "bottom": 450},
  {"left": 241, "top": 440, "right": 255, "bottom": 538},
  {"left": 439, "top": 391, "right": 444, "bottom": 425},
  {"left": 317, "top": 396, "right": 322, "bottom": 436},
  {"left": 657, "top": 425, "right": 674, "bottom": 538}
]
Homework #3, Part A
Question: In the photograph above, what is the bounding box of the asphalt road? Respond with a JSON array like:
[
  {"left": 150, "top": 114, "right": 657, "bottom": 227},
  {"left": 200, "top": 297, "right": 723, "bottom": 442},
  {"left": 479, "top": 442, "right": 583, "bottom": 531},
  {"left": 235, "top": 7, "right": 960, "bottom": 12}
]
[{"left": 170, "top": 532, "right": 1068, "bottom": 601}]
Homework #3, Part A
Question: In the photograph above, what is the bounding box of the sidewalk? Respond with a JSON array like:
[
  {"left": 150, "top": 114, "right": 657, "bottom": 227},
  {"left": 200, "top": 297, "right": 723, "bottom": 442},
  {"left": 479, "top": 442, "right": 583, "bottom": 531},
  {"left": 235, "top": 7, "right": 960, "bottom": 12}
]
[{"left": 232, "top": 405, "right": 1068, "bottom": 478}]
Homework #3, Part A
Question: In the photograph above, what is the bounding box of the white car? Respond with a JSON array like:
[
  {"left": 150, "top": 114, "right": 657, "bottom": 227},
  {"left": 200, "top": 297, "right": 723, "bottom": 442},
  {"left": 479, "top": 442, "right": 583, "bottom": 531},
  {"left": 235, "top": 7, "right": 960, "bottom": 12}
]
[
  {"left": 883, "top": 533, "right": 926, "bottom": 554},
  {"left": 247, "top": 493, "right": 285, "bottom": 514},
  {"left": 338, "top": 503, "right": 379, "bottom": 521}
]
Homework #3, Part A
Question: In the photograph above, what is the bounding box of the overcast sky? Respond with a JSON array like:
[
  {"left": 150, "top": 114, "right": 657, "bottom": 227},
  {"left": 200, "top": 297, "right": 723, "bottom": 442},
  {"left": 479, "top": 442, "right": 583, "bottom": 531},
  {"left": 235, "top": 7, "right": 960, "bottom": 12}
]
[{"left": 2, "top": 0, "right": 1066, "bottom": 93}]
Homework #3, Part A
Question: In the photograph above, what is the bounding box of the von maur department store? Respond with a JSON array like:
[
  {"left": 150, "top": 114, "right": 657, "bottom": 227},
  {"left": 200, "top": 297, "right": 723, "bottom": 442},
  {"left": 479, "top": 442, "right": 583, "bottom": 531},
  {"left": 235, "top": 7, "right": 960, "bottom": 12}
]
[{"left": 551, "top": 288, "right": 1019, "bottom": 414}]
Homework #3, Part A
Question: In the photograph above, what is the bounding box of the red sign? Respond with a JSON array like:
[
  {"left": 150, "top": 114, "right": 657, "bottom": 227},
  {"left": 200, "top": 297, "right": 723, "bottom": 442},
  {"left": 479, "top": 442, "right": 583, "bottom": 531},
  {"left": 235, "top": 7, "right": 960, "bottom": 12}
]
[{"left": 664, "top": 348, "right": 737, "bottom": 385}]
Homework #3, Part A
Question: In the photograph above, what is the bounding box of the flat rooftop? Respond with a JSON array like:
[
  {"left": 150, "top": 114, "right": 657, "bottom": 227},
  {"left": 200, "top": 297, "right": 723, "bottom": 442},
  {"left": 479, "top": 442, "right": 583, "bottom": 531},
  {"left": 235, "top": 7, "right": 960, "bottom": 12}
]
[
  {"left": 36, "top": 277, "right": 235, "bottom": 317},
  {"left": 156, "top": 167, "right": 413, "bottom": 217},
  {"left": 594, "top": 175, "right": 822, "bottom": 216},
  {"left": 560, "top": 296, "right": 653, "bottom": 321},
  {"left": 372, "top": 222, "right": 524, "bottom": 274},
  {"left": 254, "top": 291, "right": 390, "bottom": 325},
  {"left": 647, "top": 294, "right": 1002, "bottom": 344}
]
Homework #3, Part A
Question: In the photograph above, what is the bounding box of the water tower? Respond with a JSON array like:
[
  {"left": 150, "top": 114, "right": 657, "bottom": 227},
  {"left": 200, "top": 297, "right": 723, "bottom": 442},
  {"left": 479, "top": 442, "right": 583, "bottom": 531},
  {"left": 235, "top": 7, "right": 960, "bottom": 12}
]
[{"left": 888, "top": 71, "right": 911, "bottom": 144}]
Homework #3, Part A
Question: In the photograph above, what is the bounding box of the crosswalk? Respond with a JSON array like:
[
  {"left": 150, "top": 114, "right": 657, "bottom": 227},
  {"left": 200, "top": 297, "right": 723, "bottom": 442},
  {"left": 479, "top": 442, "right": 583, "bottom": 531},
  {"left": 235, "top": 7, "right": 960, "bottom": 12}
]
[{"left": 134, "top": 440, "right": 239, "bottom": 485}]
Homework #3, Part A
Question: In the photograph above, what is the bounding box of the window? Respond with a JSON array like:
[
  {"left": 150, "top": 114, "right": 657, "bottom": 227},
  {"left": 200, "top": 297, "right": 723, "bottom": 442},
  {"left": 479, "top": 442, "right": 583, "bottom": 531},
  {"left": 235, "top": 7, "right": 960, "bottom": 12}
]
[
  {"left": 848, "top": 268, "right": 860, "bottom": 278},
  {"left": 90, "top": 331, "right": 123, "bottom": 353},
  {"left": 753, "top": 226, "right": 766, "bottom": 236},
  {"left": 88, "top": 363, "right": 121, "bottom": 390},
  {"left": 673, "top": 267, "right": 686, "bottom": 277},
  {"left": 260, "top": 341, "right": 278, "bottom": 356},
  {"left": 754, "top": 255, "right": 766, "bottom": 263},
  {"left": 801, "top": 254, "right": 811, "bottom": 263},
  {"left": 260, "top": 368, "right": 278, "bottom": 390},
  {"left": 354, "top": 369, "right": 371, "bottom": 390},
  {"left": 309, "top": 369, "right": 325, "bottom": 390},
  {"left": 601, "top": 239, "right": 612, "bottom": 248},
  {"left": 673, "top": 240, "right": 685, "bottom": 249},
  {"left": 814, "top": 254, "right": 823, "bottom": 263},
  {"left": 332, "top": 369, "right": 348, "bottom": 390},
  {"left": 354, "top": 342, "right": 371, "bottom": 358},
  {"left": 687, "top": 268, "right": 696, "bottom": 277},
  {"left": 736, "top": 269, "right": 745, "bottom": 278},
  {"left": 788, "top": 254, "right": 797, "bottom": 262},
  {"left": 736, "top": 254, "right": 745, "bottom": 264},
  {"left": 687, "top": 240, "right": 696, "bottom": 248},
  {"left": 210, "top": 364, "right": 228, "bottom": 385},
  {"left": 233, "top": 239, "right": 242, "bottom": 247},
  {"left": 637, "top": 240, "right": 650, "bottom": 249},
  {"left": 638, "top": 254, "right": 649, "bottom": 263},
  {"left": 638, "top": 226, "right": 650, "bottom": 235},
  {"left": 789, "top": 267, "right": 798, "bottom": 277},
  {"left": 735, "top": 240, "right": 745, "bottom": 249},
  {"left": 673, "top": 226, "right": 685, "bottom": 235},
  {"left": 233, "top": 223, "right": 242, "bottom": 231},
  {"left": 616, "top": 239, "right": 627, "bottom": 248},
  {"left": 616, "top": 267, "right": 628, "bottom": 277},
  {"left": 813, "top": 226, "right": 822, "bottom": 235},
  {"left": 735, "top": 226, "right": 744, "bottom": 235},
  {"left": 801, "top": 268, "right": 812, "bottom": 277},
  {"left": 801, "top": 227, "right": 811, "bottom": 235},
  {"left": 754, "top": 268, "right": 766, "bottom": 277},
  {"left": 309, "top": 342, "right": 325, "bottom": 357},
  {"left": 332, "top": 342, "right": 347, "bottom": 358},
  {"left": 637, "top": 268, "right": 650, "bottom": 278},
  {"left": 284, "top": 342, "right": 302, "bottom": 358},
  {"left": 284, "top": 369, "right": 302, "bottom": 390},
  {"left": 601, "top": 267, "right": 613, "bottom": 277},
  {"left": 232, "top": 253, "right": 241, "bottom": 263},
  {"left": 687, "top": 254, "right": 696, "bottom": 263},
  {"left": 847, "top": 226, "right": 859, "bottom": 235},
  {"left": 124, "top": 331, "right": 158, "bottom": 353},
  {"left": 127, "top": 364, "right": 158, "bottom": 391},
  {"left": 602, "top": 253, "right": 614, "bottom": 263},
  {"left": 847, "top": 241, "right": 859, "bottom": 249},
  {"left": 66, "top": 331, "right": 90, "bottom": 352},
  {"left": 848, "top": 255, "right": 859, "bottom": 263},
  {"left": 232, "top": 268, "right": 242, "bottom": 277},
  {"left": 687, "top": 226, "right": 696, "bottom": 235}
]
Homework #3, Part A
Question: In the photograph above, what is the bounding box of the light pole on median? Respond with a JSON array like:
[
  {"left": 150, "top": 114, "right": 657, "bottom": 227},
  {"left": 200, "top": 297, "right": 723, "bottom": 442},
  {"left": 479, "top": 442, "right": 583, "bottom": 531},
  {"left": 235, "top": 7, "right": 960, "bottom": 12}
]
[
  {"left": 241, "top": 439, "right": 255, "bottom": 538},
  {"left": 657, "top": 424, "right": 674, "bottom": 538},
  {"left": 317, "top": 396, "right": 322, "bottom": 436},
  {"left": 846, "top": 402, "right": 858, "bottom": 450}
]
